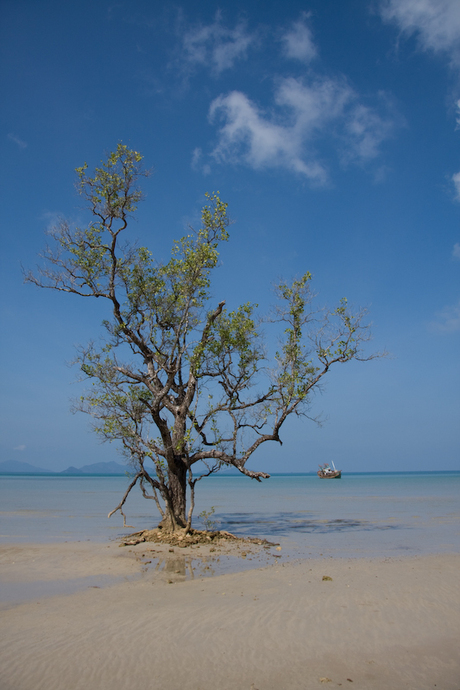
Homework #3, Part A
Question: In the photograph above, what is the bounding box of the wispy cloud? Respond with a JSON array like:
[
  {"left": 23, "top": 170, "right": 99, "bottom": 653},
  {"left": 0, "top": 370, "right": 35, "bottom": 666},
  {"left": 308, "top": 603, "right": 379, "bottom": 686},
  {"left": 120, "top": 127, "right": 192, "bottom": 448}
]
[
  {"left": 341, "top": 95, "right": 397, "bottom": 164},
  {"left": 41, "top": 210, "right": 64, "bottom": 232},
  {"left": 452, "top": 171, "right": 460, "bottom": 199},
  {"left": 455, "top": 99, "right": 460, "bottom": 128},
  {"left": 453, "top": 242, "right": 460, "bottom": 259},
  {"left": 208, "top": 77, "right": 396, "bottom": 182},
  {"left": 191, "top": 147, "right": 211, "bottom": 175},
  {"left": 379, "top": 0, "right": 460, "bottom": 67},
  {"left": 13, "top": 445, "right": 26, "bottom": 451},
  {"left": 430, "top": 298, "right": 460, "bottom": 332},
  {"left": 280, "top": 13, "right": 317, "bottom": 63},
  {"left": 180, "top": 14, "right": 256, "bottom": 76},
  {"left": 8, "top": 133, "right": 27, "bottom": 150}
]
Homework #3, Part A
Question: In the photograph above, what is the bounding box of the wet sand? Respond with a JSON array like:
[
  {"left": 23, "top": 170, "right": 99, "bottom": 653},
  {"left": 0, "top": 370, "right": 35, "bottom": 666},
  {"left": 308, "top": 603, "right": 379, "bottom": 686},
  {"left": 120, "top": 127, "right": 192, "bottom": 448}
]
[{"left": 0, "top": 542, "right": 459, "bottom": 690}]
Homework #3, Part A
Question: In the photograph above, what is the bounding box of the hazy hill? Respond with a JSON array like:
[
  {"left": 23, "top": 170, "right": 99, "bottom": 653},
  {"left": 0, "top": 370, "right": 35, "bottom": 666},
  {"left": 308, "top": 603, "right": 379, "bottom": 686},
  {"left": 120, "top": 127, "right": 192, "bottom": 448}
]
[
  {"left": 0, "top": 460, "right": 51, "bottom": 474},
  {"left": 60, "top": 461, "right": 126, "bottom": 475},
  {"left": 0, "top": 460, "right": 127, "bottom": 475}
]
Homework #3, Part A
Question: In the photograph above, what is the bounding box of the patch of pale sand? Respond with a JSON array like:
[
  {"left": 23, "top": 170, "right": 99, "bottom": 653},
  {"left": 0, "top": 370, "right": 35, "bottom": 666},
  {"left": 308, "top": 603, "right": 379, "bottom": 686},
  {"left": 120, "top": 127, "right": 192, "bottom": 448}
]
[
  {"left": 0, "top": 550, "right": 459, "bottom": 690},
  {"left": 0, "top": 541, "right": 141, "bottom": 583},
  {"left": 0, "top": 538, "right": 272, "bottom": 597}
]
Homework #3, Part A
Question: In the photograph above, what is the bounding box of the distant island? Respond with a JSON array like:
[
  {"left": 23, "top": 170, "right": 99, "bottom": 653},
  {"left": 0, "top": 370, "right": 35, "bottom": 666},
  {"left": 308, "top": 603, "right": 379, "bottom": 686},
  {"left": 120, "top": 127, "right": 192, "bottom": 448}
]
[{"left": 0, "top": 460, "right": 127, "bottom": 475}]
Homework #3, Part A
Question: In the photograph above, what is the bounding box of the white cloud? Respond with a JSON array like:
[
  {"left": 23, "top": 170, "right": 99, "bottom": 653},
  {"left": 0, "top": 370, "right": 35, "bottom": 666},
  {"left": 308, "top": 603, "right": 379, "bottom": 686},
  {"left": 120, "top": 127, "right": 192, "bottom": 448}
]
[
  {"left": 8, "top": 133, "right": 27, "bottom": 150},
  {"left": 430, "top": 298, "right": 460, "bottom": 332},
  {"left": 281, "top": 14, "right": 317, "bottom": 63},
  {"left": 14, "top": 445, "right": 26, "bottom": 451},
  {"left": 181, "top": 15, "right": 256, "bottom": 75},
  {"left": 209, "top": 88, "right": 327, "bottom": 181},
  {"left": 453, "top": 242, "right": 460, "bottom": 259},
  {"left": 342, "top": 97, "right": 396, "bottom": 163},
  {"left": 208, "top": 77, "right": 395, "bottom": 181},
  {"left": 380, "top": 0, "right": 460, "bottom": 66}
]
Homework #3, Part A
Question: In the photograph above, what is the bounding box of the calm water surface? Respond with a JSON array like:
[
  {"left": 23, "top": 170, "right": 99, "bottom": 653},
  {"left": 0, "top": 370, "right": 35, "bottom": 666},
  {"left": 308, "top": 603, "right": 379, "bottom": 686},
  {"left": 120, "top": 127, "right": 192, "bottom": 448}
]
[{"left": 1, "top": 472, "right": 459, "bottom": 558}]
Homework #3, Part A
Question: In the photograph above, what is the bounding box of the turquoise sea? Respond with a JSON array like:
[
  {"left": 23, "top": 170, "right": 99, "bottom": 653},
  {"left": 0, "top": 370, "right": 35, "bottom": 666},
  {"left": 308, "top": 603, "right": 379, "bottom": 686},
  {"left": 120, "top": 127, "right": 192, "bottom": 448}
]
[{"left": 1, "top": 472, "right": 459, "bottom": 559}]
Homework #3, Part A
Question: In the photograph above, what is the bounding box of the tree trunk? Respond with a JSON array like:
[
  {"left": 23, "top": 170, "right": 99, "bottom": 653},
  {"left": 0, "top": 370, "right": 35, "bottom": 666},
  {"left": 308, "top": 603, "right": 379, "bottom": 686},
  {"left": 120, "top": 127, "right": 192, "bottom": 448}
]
[{"left": 158, "top": 458, "right": 187, "bottom": 532}]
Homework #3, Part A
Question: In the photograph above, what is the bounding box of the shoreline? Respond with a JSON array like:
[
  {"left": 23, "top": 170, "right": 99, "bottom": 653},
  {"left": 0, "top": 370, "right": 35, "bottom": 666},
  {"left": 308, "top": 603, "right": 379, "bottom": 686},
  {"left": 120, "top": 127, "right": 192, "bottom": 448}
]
[{"left": 1, "top": 541, "right": 459, "bottom": 689}]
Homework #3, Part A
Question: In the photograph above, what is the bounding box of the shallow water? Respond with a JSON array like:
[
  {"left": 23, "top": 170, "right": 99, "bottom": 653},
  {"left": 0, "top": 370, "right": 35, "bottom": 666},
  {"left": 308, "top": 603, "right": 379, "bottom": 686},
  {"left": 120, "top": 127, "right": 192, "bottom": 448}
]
[{"left": 1, "top": 472, "right": 459, "bottom": 559}]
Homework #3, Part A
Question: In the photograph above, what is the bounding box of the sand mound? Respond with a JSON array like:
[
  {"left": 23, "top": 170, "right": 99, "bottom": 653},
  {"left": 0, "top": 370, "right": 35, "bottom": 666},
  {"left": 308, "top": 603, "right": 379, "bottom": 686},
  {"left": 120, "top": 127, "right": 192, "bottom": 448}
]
[{"left": 120, "top": 527, "right": 275, "bottom": 547}]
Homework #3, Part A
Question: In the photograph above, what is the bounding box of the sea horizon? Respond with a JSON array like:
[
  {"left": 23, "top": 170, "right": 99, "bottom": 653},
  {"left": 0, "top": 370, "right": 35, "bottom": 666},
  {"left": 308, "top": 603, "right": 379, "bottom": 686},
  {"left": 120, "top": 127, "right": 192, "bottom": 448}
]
[{"left": 1, "top": 468, "right": 459, "bottom": 477}]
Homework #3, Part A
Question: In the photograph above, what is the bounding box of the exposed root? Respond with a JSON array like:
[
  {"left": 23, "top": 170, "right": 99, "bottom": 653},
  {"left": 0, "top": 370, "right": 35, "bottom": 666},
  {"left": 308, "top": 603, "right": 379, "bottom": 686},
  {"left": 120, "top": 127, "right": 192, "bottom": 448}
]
[{"left": 119, "top": 528, "right": 277, "bottom": 548}]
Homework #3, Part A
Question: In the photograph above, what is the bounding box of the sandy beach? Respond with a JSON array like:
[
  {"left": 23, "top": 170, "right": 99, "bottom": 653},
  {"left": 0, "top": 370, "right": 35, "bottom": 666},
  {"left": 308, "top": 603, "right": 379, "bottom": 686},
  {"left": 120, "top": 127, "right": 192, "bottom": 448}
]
[{"left": 0, "top": 541, "right": 459, "bottom": 690}]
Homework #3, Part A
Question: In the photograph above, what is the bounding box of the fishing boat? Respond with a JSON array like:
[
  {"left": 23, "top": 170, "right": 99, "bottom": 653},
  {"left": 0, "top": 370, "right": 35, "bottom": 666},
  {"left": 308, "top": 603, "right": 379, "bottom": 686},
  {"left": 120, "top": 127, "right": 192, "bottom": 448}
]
[{"left": 317, "top": 461, "right": 342, "bottom": 479}]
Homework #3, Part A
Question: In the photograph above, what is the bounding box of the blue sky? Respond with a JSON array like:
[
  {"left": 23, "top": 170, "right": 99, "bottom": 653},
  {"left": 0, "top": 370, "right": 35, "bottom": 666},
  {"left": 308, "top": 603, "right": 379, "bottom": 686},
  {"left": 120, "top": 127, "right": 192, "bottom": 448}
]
[{"left": 1, "top": 0, "right": 459, "bottom": 473}]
